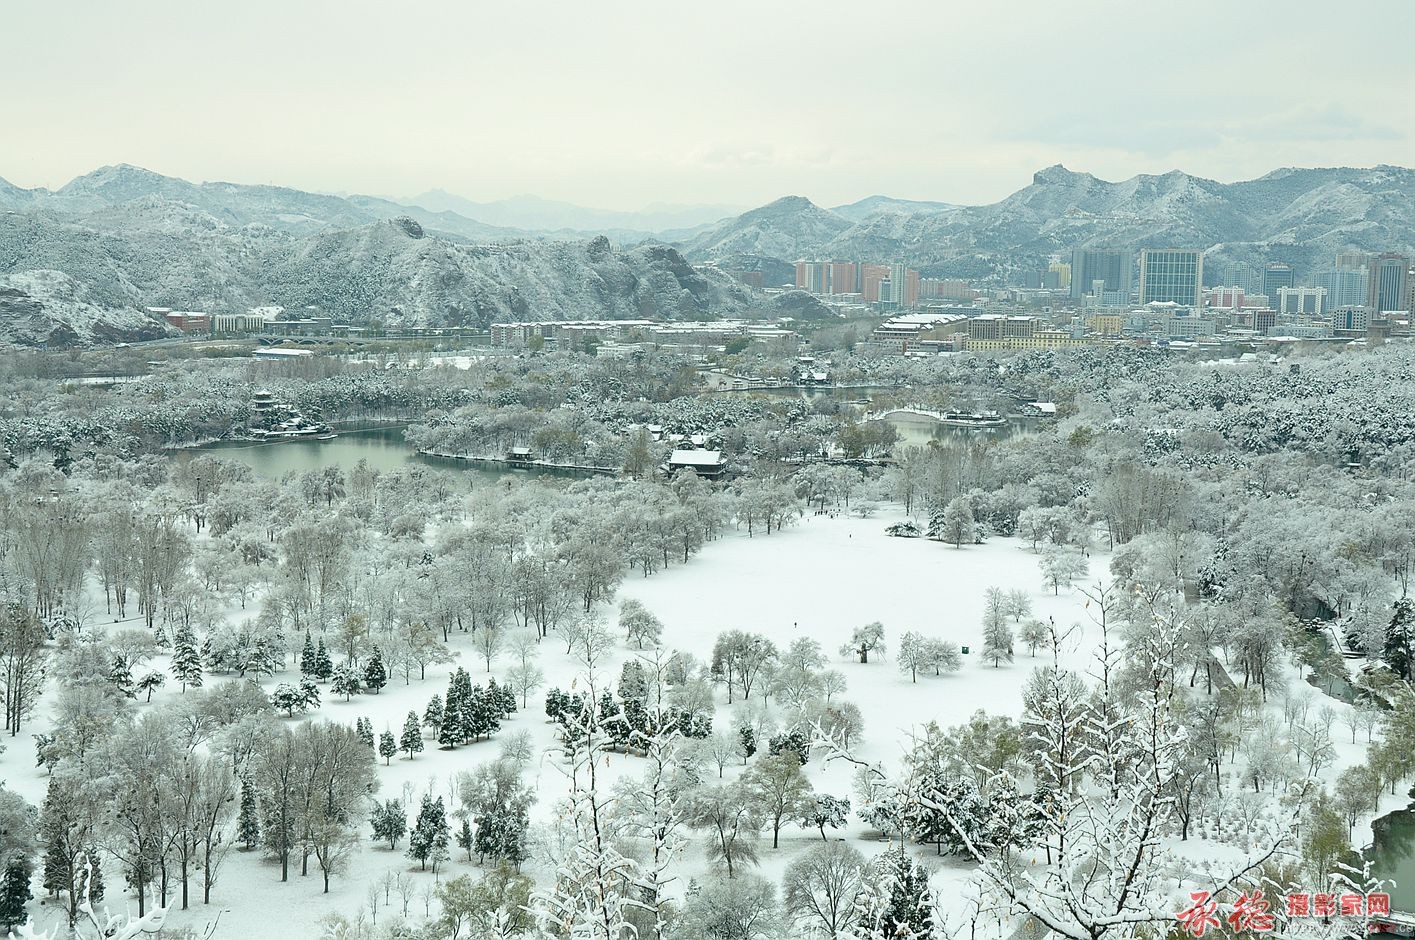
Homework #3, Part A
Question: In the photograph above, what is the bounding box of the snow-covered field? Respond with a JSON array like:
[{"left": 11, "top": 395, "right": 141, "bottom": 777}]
[{"left": 7, "top": 507, "right": 1388, "bottom": 938}]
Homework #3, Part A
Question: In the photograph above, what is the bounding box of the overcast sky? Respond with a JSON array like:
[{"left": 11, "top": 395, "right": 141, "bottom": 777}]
[{"left": 3, "top": 0, "right": 1413, "bottom": 210}]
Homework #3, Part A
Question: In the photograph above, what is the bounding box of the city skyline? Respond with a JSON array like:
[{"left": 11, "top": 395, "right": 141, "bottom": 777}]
[{"left": 2, "top": 0, "right": 1413, "bottom": 210}]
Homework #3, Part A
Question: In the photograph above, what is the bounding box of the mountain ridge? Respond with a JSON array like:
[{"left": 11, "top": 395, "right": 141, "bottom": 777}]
[
  {"left": 681, "top": 165, "right": 1415, "bottom": 281},
  {"left": 4, "top": 162, "right": 1415, "bottom": 346}
]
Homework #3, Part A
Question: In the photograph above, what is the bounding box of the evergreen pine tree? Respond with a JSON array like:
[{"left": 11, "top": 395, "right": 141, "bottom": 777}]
[
  {"left": 487, "top": 677, "right": 515, "bottom": 717},
  {"left": 363, "top": 648, "right": 387, "bottom": 694},
  {"left": 298, "top": 675, "right": 320, "bottom": 710},
  {"left": 237, "top": 779, "right": 261, "bottom": 850},
  {"left": 369, "top": 800, "right": 406, "bottom": 850},
  {"left": 423, "top": 694, "right": 444, "bottom": 739},
  {"left": 172, "top": 626, "right": 203, "bottom": 692},
  {"left": 450, "top": 668, "right": 476, "bottom": 743},
  {"left": 378, "top": 731, "right": 397, "bottom": 765},
  {"left": 1386, "top": 597, "right": 1414, "bottom": 680},
  {"left": 465, "top": 686, "right": 487, "bottom": 742},
  {"left": 355, "top": 718, "right": 375, "bottom": 749},
  {"left": 331, "top": 663, "right": 361, "bottom": 701},
  {"left": 0, "top": 854, "right": 31, "bottom": 929},
  {"left": 599, "top": 690, "right": 629, "bottom": 752},
  {"left": 299, "top": 631, "right": 317, "bottom": 676},
  {"left": 859, "top": 848, "right": 934, "bottom": 939},
  {"left": 440, "top": 675, "right": 465, "bottom": 748},
  {"left": 456, "top": 817, "right": 473, "bottom": 861},
  {"left": 400, "top": 711, "right": 424, "bottom": 759},
  {"left": 314, "top": 639, "right": 333, "bottom": 680},
  {"left": 247, "top": 638, "right": 281, "bottom": 679},
  {"left": 108, "top": 656, "right": 136, "bottom": 699},
  {"left": 40, "top": 780, "right": 70, "bottom": 908},
  {"left": 406, "top": 795, "right": 450, "bottom": 871},
  {"left": 474, "top": 805, "right": 531, "bottom": 866}
]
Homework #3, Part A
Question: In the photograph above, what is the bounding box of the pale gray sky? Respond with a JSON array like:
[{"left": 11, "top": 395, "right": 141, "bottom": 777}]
[{"left": 3, "top": 0, "right": 1413, "bottom": 209}]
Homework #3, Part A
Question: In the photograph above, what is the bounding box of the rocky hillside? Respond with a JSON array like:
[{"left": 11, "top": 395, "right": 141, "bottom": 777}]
[
  {"left": 682, "top": 165, "right": 1415, "bottom": 282},
  {"left": 0, "top": 270, "right": 172, "bottom": 348},
  {"left": 0, "top": 196, "right": 822, "bottom": 345},
  {"left": 259, "top": 224, "right": 796, "bottom": 325},
  {"left": 679, "top": 196, "right": 854, "bottom": 267}
]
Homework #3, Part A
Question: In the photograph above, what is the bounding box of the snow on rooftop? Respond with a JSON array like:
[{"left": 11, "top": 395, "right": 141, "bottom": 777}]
[{"left": 669, "top": 448, "right": 722, "bottom": 464}]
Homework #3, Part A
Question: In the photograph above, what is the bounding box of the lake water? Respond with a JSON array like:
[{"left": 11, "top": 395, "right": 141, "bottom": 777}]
[
  {"left": 1369, "top": 809, "right": 1415, "bottom": 912},
  {"left": 177, "top": 427, "right": 561, "bottom": 487},
  {"left": 175, "top": 411, "right": 1037, "bottom": 487}
]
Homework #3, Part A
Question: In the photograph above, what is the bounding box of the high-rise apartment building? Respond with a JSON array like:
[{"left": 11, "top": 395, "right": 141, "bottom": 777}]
[
  {"left": 1204, "top": 287, "right": 1245, "bottom": 309},
  {"left": 794, "top": 261, "right": 859, "bottom": 295},
  {"left": 829, "top": 262, "right": 858, "bottom": 294},
  {"left": 1139, "top": 249, "right": 1204, "bottom": 306},
  {"left": 1367, "top": 254, "right": 1410, "bottom": 312},
  {"left": 795, "top": 261, "right": 825, "bottom": 293},
  {"left": 1310, "top": 269, "right": 1368, "bottom": 309},
  {"left": 1277, "top": 286, "right": 1326, "bottom": 316},
  {"left": 920, "top": 278, "right": 973, "bottom": 301},
  {"left": 860, "top": 264, "right": 891, "bottom": 303},
  {"left": 881, "top": 264, "right": 919, "bottom": 307},
  {"left": 1069, "top": 249, "right": 1131, "bottom": 300},
  {"left": 1262, "top": 263, "right": 1295, "bottom": 298},
  {"left": 1335, "top": 250, "right": 1369, "bottom": 271}
]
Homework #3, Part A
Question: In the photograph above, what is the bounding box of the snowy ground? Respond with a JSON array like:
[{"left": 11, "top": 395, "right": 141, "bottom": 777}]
[{"left": 6, "top": 506, "right": 1392, "bottom": 938}]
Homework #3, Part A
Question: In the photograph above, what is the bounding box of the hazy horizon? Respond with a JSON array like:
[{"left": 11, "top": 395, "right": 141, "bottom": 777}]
[{"left": 3, "top": 0, "right": 1413, "bottom": 211}]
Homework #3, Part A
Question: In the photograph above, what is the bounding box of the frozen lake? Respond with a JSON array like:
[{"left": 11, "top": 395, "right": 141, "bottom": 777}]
[{"left": 174, "top": 426, "right": 593, "bottom": 486}]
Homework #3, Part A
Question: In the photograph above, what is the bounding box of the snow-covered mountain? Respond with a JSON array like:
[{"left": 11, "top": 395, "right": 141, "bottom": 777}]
[
  {"left": 258, "top": 222, "right": 798, "bottom": 325},
  {"left": 0, "top": 198, "right": 822, "bottom": 344},
  {"left": 678, "top": 196, "right": 855, "bottom": 266},
  {"left": 829, "top": 195, "right": 957, "bottom": 222},
  {"left": 0, "top": 270, "right": 172, "bottom": 348},
  {"left": 682, "top": 165, "right": 1415, "bottom": 282},
  {"left": 0, "top": 164, "right": 521, "bottom": 242}
]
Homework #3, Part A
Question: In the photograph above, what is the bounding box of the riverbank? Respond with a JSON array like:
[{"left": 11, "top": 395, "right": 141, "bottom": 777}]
[{"left": 415, "top": 449, "right": 619, "bottom": 475}]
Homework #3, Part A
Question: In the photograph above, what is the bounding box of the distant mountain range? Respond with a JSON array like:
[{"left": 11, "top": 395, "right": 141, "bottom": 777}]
[
  {"left": 0, "top": 165, "right": 825, "bottom": 346},
  {"left": 681, "top": 165, "right": 1415, "bottom": 284},
  {"left": 398, "top": 190, "right": 744, "bottom": 239},
  {"left": 3, "top": 162, "right": 1415, "bottom": 346}
]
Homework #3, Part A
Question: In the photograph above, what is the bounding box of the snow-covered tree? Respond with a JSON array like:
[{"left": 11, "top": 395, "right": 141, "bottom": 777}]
[
  {"left": 743, "top": 751, "right": 814, "bottom": 849},
  {"left": 897, "top": 631, "right": 927, "bottom": 682},
  {"left": 982, "top": 591, "right": 1014, "bottom": 667},
  {"left": 839, "top": 622, "right": 886, "bottom": 664},
  {"left": 930, "top": 495, "right": 975, "bottom": 548},
  {"left": 369, "top": 799, "right": 406, "bottom": 850},
  {"left": 783, "top": 841, "right": 864, "bottom": 938},
  {"left": 855, "top": 847, "right": 934, "bottom": 939},
  {"left": 800, "top": 793, "right": 850, "bottom": 841},
  {"left": 330, "top": 663, "right": 360, "bottom": 701},
  {"left": 407, "top": 794, "right": 450, "bottom": 872},
  {"left": 400, "top": 710, "right": 423, "bottom": 759},
  {"left": 377, "top": 730, "right": 397, "bottom": 765},
  {"left": 362, "top": 647, "right": 387, "bottom": 694},
  {"left": 236, "top": 778, "right": 259, "bottom": 851},
  {"left": 619, "top": 598, "right": 663, "bottom": 649}
]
